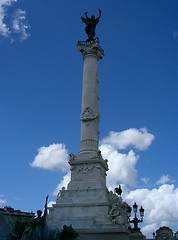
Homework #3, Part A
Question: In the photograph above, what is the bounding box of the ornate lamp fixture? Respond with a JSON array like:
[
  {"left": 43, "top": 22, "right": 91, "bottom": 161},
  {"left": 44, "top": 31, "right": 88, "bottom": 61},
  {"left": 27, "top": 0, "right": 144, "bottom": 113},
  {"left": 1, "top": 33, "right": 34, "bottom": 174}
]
[{"left": 127, "top": 202, "right": 144, "bottom": 232}]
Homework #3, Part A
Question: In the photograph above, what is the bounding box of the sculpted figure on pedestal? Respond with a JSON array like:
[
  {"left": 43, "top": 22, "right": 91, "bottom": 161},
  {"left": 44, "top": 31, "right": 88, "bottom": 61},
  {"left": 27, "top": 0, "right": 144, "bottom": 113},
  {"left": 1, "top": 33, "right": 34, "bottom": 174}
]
[
  {"left": 81, "top": 9, "right": 101, "bottom": 42},
  {"left": 108, "top": 190, "right": 130, "bottom": 228},
  {"left": 21, "top": 196, "right": 48, "bottom": 240},
  {"left": 108, "top": 204, "right": 125, "bottom": 225}
]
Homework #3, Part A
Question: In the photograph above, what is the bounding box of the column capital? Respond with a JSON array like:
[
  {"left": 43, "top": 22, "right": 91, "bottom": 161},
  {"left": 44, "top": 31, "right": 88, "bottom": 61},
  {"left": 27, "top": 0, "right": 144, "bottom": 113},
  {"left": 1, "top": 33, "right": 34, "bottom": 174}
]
[{"left": 77, "top": 39, "right": 104, "bottom": 60}]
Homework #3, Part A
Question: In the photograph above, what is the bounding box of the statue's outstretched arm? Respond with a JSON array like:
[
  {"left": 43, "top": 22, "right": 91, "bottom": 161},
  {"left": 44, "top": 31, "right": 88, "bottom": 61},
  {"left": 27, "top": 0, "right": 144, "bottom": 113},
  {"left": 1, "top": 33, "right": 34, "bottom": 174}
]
[
  {"left": 98, "top": 9, "right": 102, "bottom": 18},
  {"left": 84, "top": 12, "right": 89, "bottom": 19}
]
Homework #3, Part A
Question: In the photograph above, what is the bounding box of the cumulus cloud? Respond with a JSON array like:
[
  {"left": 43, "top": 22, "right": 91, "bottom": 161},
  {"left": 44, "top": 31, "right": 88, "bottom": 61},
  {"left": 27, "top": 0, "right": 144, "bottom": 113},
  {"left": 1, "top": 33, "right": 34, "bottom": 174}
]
[
  {"left": 0, "top": 0, "right": 30, "bottom": 41},
  {"left": 101, "top": 128, "right": 154, "bottom": 151},
  {"left": 156, "top": 175, "right": 173, "bottom": 185},
  {"left": 124, "top": 184, "right": 178, "bottom": 237},
  {"left": 30, "top": 143, "right": 69, "bottom": 172},
  {"left": 99, "top": 128, "right": 154, "bottom": 188},
  {"left": 100, "top": 144, "right": 138, "bottom": 187}
]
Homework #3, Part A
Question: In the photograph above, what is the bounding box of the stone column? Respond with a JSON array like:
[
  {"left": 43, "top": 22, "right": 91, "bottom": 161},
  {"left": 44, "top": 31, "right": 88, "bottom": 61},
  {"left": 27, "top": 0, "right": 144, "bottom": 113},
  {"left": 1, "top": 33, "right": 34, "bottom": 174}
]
[
  {"left": 77, "top": 40, "right": 104, "bottom": 153},
  {"left": 67, "top": 40, "right": 107, "bottom": 190}
]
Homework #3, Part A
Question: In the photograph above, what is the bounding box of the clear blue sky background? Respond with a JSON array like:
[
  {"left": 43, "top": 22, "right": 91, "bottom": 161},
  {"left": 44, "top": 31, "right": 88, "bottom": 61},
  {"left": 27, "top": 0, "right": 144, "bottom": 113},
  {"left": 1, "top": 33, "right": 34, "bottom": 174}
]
[{"left": 0, "top": 0, "right": 177, "bottom": 237}]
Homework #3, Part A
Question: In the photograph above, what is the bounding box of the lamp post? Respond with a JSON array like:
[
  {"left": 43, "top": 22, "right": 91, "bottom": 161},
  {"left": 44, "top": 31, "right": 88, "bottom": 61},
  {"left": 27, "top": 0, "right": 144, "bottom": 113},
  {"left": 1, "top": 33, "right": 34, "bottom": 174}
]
[{"left": 127, "top": 202, "right": 144, "bottom": 232}]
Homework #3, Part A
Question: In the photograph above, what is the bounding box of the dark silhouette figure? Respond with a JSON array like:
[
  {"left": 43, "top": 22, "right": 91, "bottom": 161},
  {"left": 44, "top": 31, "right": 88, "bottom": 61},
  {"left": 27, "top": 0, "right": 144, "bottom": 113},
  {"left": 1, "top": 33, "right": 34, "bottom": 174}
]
[
  {"left": 21, "top": 195, "right": 49, "bottom": 240},
  {"left": 59, "top": 225, "right": 79, "bottom": 240},
  {"left": 81, "top": 9, "right": 101, "bottom": 41},
  {"left": 115, "top": 185, "right": 122, "bottom": 196}
]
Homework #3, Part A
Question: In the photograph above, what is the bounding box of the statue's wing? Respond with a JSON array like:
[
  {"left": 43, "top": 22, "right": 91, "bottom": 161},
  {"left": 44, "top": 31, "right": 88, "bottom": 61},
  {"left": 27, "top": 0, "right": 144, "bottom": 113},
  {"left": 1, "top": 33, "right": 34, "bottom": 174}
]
[{"left": 81, "top": 17, "right": 89, "bottom": 25}]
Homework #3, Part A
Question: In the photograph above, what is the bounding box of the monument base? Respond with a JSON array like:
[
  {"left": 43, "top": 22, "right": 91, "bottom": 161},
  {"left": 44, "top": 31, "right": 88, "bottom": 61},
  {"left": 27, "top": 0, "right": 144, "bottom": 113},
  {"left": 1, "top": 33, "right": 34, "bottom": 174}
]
[
  {"left": 128, "top": 231, "right": 146, "bottom": 240},
  {"left": 47, "top": 187, "right": 131, "bottom": 240},
  {"left": 47, "top": 188, "right": 111, "bottom": 230}
]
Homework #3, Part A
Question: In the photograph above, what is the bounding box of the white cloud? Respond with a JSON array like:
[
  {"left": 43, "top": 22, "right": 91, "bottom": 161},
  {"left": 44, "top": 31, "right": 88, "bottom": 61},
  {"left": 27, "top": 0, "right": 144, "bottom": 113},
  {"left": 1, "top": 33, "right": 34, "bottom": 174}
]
[
  {"left": 0, "top": 0, "right": 15, "bottom": 37},
  {"left": 0, "top": 194, "right": 6, "bottom": 205},
  {"left": 156, "top": 175, "right": 172, "bottom": 185},
  {"left": 99, "top": 128, "right": 154, "bottom": 188},
  {"left": 12, "top": 8, "right": 30, "bottom": 40},
  {"left": 124, "top": 184, "right": 178, "bottom": 237},
  {"left": 100, "top": 144, "right": 138, "bottom": 187},
  {"left": 141, "top": 177, "right": 150, "bottom": 184},
  {"left": 101, "top": 128, "right": 154, "bottom": 151},
  {"left": 0, "top": 199, "right": 6, "bottom": 205},
  {"left": 53, "top": 172, "right": 71, "bottom": 196},
  {"left": 47, "top": 201, "right": 56, "bottom": 208},
  {"left": 141, "top": 223, "right": 159, "bottom": 237},
  {"left": 0, "top": 0, "right": 30, "bottom": 41},
  {"left": 30, "top": 143, "right": 69, "bottom": 172}
]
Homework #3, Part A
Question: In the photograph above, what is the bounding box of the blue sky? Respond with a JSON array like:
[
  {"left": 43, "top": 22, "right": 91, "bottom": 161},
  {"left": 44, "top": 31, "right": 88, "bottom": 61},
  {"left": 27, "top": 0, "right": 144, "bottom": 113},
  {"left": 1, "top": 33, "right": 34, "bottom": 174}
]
[{"left": 0, "top": 0, "right": 178, "bottom": 237}]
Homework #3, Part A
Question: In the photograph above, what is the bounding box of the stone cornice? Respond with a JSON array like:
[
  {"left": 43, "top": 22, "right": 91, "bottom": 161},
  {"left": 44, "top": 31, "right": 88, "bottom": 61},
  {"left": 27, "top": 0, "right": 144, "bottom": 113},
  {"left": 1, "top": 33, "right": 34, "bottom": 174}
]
[{"left": 69, "top": 156, "right": 109, "bottom": 171}]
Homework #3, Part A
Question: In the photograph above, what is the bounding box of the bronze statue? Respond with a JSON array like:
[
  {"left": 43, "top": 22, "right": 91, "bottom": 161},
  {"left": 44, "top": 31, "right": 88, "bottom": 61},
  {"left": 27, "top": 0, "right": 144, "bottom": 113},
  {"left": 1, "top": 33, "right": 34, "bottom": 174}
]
[
  {"left": 81, "top": 9, "right": 101, "bottom": 41},
  {"left": 21, "top": 195, "right": 49, "bottom": 240},
  {"left": 115, "top": 185, "right": 122, "bottom": 196}
]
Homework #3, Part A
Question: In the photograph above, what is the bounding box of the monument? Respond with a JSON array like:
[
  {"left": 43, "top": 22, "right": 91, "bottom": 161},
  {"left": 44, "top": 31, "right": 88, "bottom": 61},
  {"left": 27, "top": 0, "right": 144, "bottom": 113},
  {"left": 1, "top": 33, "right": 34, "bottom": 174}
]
[{"left": 47, "top": 10, "right": 131, "bottom": 240}]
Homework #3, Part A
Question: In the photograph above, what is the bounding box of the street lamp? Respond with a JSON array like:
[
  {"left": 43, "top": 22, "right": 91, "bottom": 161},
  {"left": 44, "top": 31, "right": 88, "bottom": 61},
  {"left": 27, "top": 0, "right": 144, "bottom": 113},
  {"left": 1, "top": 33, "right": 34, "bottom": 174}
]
[{"left": 127, "top": 202, "right": 144, "bottom": 232}]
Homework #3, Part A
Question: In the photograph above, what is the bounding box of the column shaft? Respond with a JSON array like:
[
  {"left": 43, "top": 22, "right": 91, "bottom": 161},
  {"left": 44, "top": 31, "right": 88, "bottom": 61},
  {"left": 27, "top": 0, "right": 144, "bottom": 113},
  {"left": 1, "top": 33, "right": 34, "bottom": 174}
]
[{"left": 78, "top": 40, "right": 104, "bottom": 152}]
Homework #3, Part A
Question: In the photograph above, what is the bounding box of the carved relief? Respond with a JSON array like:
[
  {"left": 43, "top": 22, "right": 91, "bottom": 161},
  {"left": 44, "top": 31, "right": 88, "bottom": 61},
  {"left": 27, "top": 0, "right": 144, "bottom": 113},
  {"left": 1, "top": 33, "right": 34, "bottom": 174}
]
[
  {"left": 71, "top": 163, "right": 101, "bottom": 174},
  {"left": 81, "top": 107, "right": 99, "bottom": 122},
  {"left": 108, "top": 204, "right": 125, "bottom": 225},
  {"left": 78, "top": 164, "right": 94, "bottom": 173},
  {"left": 108, "top": 191, "right": 130, "bottom": 228}
]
